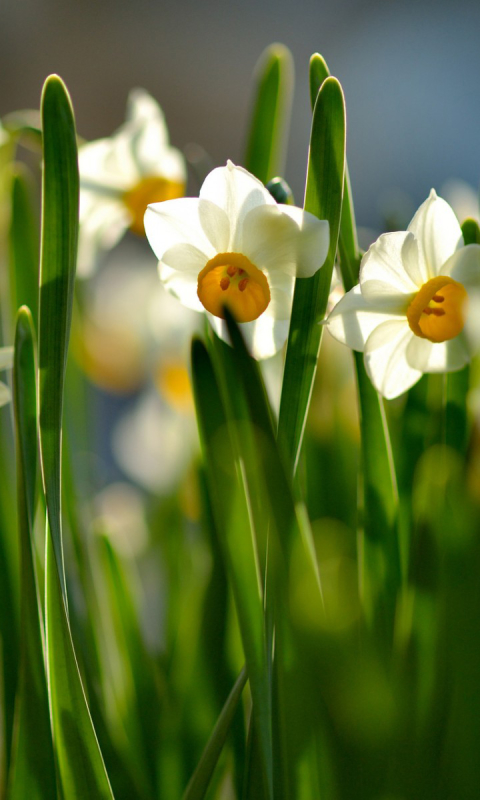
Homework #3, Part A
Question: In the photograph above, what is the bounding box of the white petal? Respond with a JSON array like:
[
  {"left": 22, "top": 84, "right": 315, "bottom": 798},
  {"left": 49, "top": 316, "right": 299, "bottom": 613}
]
[
  {"left": 198, "top": 199, "right": 230, "bottom": 253},
  {"left": 79, "top": 133, "right": 137, "bottom": 191},
  {"left": 406, "top": 333, "right": 470, "bottom": 373},
  {"left": 126, "top": 89, "right": 169, "bottom": 143},
  {"left": 77, "top": 198, "right": 130, "bottom": 278},
  {"left": 0, "top": 382, "right": 11, "bottom": 407},
  {"left": 266, "top": 270, "right": 295, "bottom": 320},
  {"left": 407, "top": 189, "right": 463, "bottom": 278},
  {"left": 442, "top": 243, "right": 480, "bottom": 288},
  {"left": 360, "top": 231, "right": 421, "bottom": 292},
  {"left": 159, "top": 263, "right": 205, "bottom": 313},
  {"left": 209, "top": 314, "right": 289, "bottom": 360},
  {"left": 326, "top": 284, "right": 403, "bottom": 352},
  {"left": 364, "top": 320, "right": 421, "bottom": 399},
  {"left": 0, "top": 347, "right": 14, "bottom": 370},
  {"left": 145, "top": 198, "right": 214, "bottom": 261},
  {"left": 360, "top": 280, "right": 413, "bottom": 312},
  {"left": 200, "top": 162, "right": 274, "bottom": 244},
  {"left": 242, "top": 204, "right": 329, "bottom": 279}
]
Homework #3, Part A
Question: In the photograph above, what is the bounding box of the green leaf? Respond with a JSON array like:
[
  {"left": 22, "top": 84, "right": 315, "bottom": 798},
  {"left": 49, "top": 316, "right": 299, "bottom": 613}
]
[
  {"left": 45, "top": 527, "right": 115, "bottom": 799},
  {"left": 183, "top": 667, "right": 247, "bottom": 800},
  {"left": 307, "top": 57, "right": 399, "bottom": 620},
  {"left": 354, "top": 352, "right": 400, "bottom": 625},
  {"left": 9, "top": 167, "right": 39, "bottom": 329},
  {"left": 244, "top": 43, "right": 294, "bottom": 184},
  {"left": 278, "top": 76, "right": 346, "bottom": 472},
  {"left": 191, "top": 337, "right": 273, "bottom": 799},
  {"left": 8, "top": 307, "right": 56, "bottom": 800},
  {"left": 309, "top": 53, "right": 359, "bottom": 288},
  {"left": 37, "top": 74, "right": 79, "bottom": 604}
]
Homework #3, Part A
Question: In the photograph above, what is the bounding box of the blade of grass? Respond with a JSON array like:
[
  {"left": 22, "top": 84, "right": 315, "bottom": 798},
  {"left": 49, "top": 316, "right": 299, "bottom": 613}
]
[
  {"left": 183, "top": 666, "right": 247, "bottom": 800},
  {"left": 244, "top": 44, "right": 294, "bottom": 184},
  {"left": 38, "top": 74, "right": 79, "bottom": 605},
  {"left": 278, "top": 76, "right": 346, "bottom": 473}
]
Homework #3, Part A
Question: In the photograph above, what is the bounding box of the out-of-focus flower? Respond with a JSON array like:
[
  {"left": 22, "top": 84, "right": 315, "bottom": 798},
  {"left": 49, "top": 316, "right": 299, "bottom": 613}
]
[
  {"left": 75, "top": 244, "right": 200, "bottom": 494},
  {"left": 0, "top": 347, "right": 13, "bottom": 407},
  {"left": 144, "top": 160, "right": 329, "bottom": 359},
  {"left": 78, "top": 89, "right": 186, "bottom": 277},
  {"left": 327, "top": 190, "right": 480, "bottom": 399},
  {"left": 441, "top": 178, "right": 479, "bottom": 225}
]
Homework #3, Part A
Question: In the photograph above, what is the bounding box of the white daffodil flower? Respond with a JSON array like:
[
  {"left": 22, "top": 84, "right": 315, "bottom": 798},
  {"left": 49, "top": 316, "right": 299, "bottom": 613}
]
[
  {"left": 0, "top": 347, "right": 13, "bottom": 407},
  {"left": 327, "top": 190, "right": 480, "bottom": 399},
  {"left": 144, "top": 160, "right": 330, "bottom": 359},
  {"left": 78, "top": 89, "right": 186, "bottom": 277}
]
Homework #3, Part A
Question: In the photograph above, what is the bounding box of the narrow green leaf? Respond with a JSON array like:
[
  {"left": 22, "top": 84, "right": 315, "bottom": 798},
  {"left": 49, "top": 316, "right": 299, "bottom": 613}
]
[
  {"left": 191, "top": 337, "right": 273, "bottom": 799},
  {"left": 309, "top": 53, "right": 359, "bottom": 288},
  {"left": 45, "top": 528, "right": 114, "bottom": 799},
  {"left": 9, "top": 168, "right": 39, "bottom": 329},
  {"left": 183, "top": 667, "right": 247, "bottom": 800},
  {"left": 308, "top": 57, "right": 399, "bottom": 618},
  {"left": 244, "top": 43, "right": 294, "bottom": 184},
  {"left": 8, "top": 307, "right": 56, "bottom": 800},
  {"left": 278, "top": 77, "right": 346, "bottom": 472},
  {"left": 38, "top": 74, "right": 79, "bottom": 604}
]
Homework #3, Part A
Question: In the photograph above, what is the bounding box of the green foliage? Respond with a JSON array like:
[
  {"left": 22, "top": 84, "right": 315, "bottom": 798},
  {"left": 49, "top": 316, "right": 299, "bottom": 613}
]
[{"left": 0, "top": 46, "right": 480, "bottom": 800}]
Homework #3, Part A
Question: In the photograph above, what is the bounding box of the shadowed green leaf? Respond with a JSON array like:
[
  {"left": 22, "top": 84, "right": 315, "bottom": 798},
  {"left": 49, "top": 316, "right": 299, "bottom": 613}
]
[
  {"left": 38, "top": 74, "right": 79, "bottom": 604},
  {"left": 183, "top": 667, "right": 247, "bottom": 800},
  {"left": 45, "top": 528, "right": 115, "bottom": 799},
  {"left": 8, "top": 307, "right": 56, "bottom": 800},
  {"left": 9, "top": 168, "right": 39, "bottom": 329},
  {"left": 278, "top": 76, "right": 345, "bottom": 473},
  {"left": 244, "top": 43, "right": 294, "bottom": 184},
  {"left": 191, "top": 337, "right": 273, "bottom": 799}
]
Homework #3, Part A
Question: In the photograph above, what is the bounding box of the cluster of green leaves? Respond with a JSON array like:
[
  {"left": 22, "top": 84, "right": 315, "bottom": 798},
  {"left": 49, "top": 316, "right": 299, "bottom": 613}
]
[{"left": 0, "top": 43, "right": 480, "bottom": 800}]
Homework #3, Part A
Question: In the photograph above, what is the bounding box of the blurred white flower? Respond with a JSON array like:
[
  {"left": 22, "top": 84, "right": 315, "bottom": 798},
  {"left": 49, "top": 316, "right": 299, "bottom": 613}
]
[
  {"left": 441, "top": 178, "right": 479, "bottom": 225},
  {"left": 327, "top": 190, "right": 480, "bottom": 399},
  {"left": 0, "top": 347, "right": 13, "bottom": 407},
  {"left": 78, "top": 89, "right": 186, "bottom": 277},
  {"left": 144, "top": 160, "right": 329, "bottom": 359},
  {"left": 76, "top": 243, "right": 200, "bottom": 493}
]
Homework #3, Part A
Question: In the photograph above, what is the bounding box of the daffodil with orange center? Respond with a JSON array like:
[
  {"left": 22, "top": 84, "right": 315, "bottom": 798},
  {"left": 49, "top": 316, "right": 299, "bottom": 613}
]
[
  {"left": 144, "top": 161, "right": 330, "bottom": 359},
  {"left": 327, "top": 190, "right": 480, "bottom": 398},
  {"left": 78, "top": 89, "right": 185, "bottom": 277}
]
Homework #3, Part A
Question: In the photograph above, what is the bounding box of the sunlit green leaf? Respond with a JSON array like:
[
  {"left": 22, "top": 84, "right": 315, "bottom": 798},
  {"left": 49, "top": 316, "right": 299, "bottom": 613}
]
[
  {"left": 244, "top": 43, "right": 294, "bottom": 184},
  {"left": 278, "top": 76, "right": 345, "bottom": 473},
  {"left": 38, "top": 74, "right": 79, "bottom": 604},
  {"left": 8, "top": 307, "right": 56, "bottom": 800}
]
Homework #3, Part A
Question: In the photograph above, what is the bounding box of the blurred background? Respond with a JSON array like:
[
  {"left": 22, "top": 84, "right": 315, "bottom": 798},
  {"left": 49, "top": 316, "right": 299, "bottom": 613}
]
[{"left": 2, "top": 0, "right": 480, "bottom": 230}]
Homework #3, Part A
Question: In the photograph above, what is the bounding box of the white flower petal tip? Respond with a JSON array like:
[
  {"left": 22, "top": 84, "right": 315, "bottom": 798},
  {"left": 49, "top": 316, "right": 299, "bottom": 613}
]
[
  {"left": 326, "top": 191, "right": 479, "bottom": 397},
  {"left": 78, "top": 89, "right": 186, "bottom": 275},
  {"left": 144, "top": 163, "right": 329, "bottom": 359}
]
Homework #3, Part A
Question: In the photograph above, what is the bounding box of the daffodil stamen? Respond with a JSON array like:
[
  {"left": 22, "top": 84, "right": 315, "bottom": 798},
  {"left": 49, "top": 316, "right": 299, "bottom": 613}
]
[
  {"left": 197, "top": 252, "right": 271, "bottom": 322},
  {"left": 406, "top": 275, "right": 467, "bottom": 343}
]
